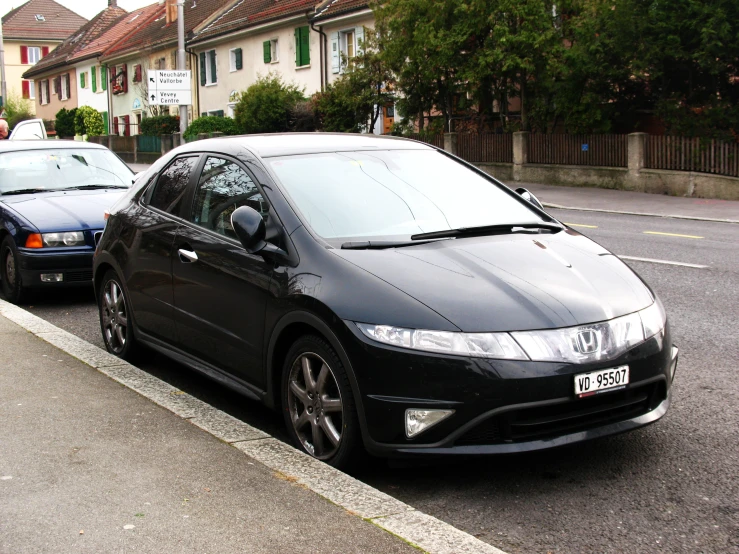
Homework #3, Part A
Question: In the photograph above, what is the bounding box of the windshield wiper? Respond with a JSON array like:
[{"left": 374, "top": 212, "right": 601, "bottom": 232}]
[
  {"left": 411, "top": 222, "right": 564, "bottom": 241},
  {"left": 60, "top": 184, "right": 128, "bottom": 190},
  {"left": 1, "top": 188, "right": 51, "bottom": 195},
  {"left": 341, "top": 239, "right": 446, "bottom": 250}
]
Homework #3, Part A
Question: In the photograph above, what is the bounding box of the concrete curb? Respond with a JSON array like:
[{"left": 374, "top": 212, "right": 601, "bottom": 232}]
[
  {"left": 543, "top": 202, "right": 739, "bottom": 224},
  {"left": 0, "top": 298, "right": 507, "bottom": 554}
]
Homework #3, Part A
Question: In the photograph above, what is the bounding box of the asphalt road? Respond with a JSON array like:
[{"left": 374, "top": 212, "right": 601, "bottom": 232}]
[{"left": 11, "top": 208, "right": 739, "bottom": 554}]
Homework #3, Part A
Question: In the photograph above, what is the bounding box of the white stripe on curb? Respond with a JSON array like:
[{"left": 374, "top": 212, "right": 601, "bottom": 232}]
[
  {"left": 543, "top": 202, "right": 739, "bottom": 224},
  {"left": 0, "top": 298, "right": 507, "bottom": 554}
]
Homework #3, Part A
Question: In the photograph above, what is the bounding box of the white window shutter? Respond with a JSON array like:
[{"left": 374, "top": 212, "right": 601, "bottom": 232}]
[
  {"left": 331, "top": 32, "right": 340, "bottom": 74},
  {"left": 355, "top": 26, "right": 364, "bottom": 55}
]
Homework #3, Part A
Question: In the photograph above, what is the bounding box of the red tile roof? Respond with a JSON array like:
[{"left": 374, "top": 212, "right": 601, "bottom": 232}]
[
  {"left": 313, "top": 0, "right": 369, "bottom": 21},
  {"left": 102, "top": 0, "right": 233, "bottom": 60},
  {"left": 22, "top": 5, "right": 127, "bottom": 78},
  {"left": 2, "top": 0, "right": 88, "bottom": 41}
]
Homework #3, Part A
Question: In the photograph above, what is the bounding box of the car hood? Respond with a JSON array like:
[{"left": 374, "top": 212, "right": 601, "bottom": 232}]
[
  {"left": 1, "top": 190, "right": 125, "bottom": 232},
  {"left": 332, "top": 231, "right": 654, "bottom": 332}
]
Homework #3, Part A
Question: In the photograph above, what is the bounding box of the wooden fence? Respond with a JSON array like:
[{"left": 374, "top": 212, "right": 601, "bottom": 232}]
[
  {"left": 528, "top": 134, "right": 628, "bottom": 167},
  {"left": 646, "top": 136, "right": 739, "bottom": 178},
  {"left": 406, "top": 133, "right": 445, "bottom": 149},
  {"left": 458, "top": 133, "right": 513, "bottom": 163}
]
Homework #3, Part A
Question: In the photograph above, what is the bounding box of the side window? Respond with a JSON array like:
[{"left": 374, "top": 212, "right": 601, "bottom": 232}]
[
  {"left": 191, "top": 157, "right": 267, "bottom": 239},
  {"left": 148, "top": 156, "right": 198, "bottom": 214}
]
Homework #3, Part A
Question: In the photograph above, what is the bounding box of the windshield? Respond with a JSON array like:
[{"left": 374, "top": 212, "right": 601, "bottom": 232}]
[
  {"left": 0, "top": 148, "right": 133, "bottom": 194},
  {"left": 267, "top": 149, "right": 545, "bottom": 243}
]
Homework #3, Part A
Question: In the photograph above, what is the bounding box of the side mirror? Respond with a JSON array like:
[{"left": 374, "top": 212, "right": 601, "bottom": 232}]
[
  {"left": 231, "top": 205, "right": 287, "bottom": 258},
  {"left": 515, "top": 187, "right": 544, "bottom": 210}
]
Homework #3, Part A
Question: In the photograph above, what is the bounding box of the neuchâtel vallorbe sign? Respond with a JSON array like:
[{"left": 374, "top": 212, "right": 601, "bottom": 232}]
[{"left": 147, "top": 70, "right": 192, "bottom": 106}]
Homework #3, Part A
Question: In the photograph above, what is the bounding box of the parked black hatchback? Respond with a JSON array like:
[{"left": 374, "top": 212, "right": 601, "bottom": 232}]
[{"left": 94, "top": 134, "right": 678, "bottom": 468}]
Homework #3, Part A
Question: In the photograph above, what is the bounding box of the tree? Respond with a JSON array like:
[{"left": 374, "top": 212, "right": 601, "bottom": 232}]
[
  {"left": 234, "top": 73, "right": 304, "bottom": 134},
  {"left": 74, "top": 105, "right": 105, "bottom": 136}
]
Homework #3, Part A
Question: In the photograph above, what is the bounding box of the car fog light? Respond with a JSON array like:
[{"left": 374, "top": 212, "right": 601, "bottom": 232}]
[
  {"left": 670, "top": 346, "right": 679, "bottom": 381},
  {"left": 405, "top": 409, "right": 454, "bottom": 438},
  {"left": 40, "top": 273, "right": 63, "bottom": 283}
]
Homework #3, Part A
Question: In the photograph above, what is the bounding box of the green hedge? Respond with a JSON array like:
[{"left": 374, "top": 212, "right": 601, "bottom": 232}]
[
  {"left": 183, "top": 116, "right": 240, "bottom": 141},
  {"left": 55, "top": 108, "right": 77, "bottom": 138},
  {"left": 140, "top": 114, "right": 180, "bottom": 136}
]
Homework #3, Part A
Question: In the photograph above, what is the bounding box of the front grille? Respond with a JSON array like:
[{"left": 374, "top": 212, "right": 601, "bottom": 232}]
[
  {"left": 65, "top": 269, "right": 93, "bottom": 282},
  {"left": 455, "top": 382, "right": 664, "bottom": 446}
]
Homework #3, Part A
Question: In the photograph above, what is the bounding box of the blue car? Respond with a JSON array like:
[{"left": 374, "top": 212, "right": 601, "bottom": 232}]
[{"left": 0, "top": 141, "right": 133, "bottom": 303}]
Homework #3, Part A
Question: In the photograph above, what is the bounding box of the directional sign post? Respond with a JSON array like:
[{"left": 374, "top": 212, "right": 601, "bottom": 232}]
[{"left": 147, "top": 70, "right": 192, "bottom": 106}]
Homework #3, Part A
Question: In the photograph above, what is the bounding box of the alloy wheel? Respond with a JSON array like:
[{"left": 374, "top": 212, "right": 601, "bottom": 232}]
[
  {"left": 5, "top": 249, "right": 15, "bottom": 287},
  {"left": 101, "top": 279, "right": 128, "bottom": 354},
  {"left": 287, "top": 352, "right": 344, "bottom": 460}
]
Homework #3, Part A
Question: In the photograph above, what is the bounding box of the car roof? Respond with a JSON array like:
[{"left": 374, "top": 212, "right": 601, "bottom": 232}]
[
  {"left": 179, "top": 133, "right": 435, "bottom": 158},
  {"left": 0, "top": 140, "right": 109, "bottom": 153}
]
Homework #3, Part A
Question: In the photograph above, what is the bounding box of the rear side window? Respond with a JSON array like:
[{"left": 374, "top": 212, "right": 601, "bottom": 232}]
[
  {"left": 190, "top": 156, "right": 267, "bottom": 239},
  {"left": 148, "top": 156, "right": 198, "bottom": 215}
]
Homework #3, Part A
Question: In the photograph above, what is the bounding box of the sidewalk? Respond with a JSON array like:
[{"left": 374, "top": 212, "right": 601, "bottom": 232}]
[
  {"left": 522, "top": 182, "right": 739, "bottom": 222},
  {"left": 0, "top": 314, "right": 417, "bottom": 554}
]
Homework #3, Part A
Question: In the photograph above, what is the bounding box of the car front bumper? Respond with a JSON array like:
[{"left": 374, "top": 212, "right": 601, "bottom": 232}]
[
  {"left": 340, "top": 320, "right": 677, "bottom": 457},
  {"left": 18, "top": 248, "right": 94, "bottom": 288}
]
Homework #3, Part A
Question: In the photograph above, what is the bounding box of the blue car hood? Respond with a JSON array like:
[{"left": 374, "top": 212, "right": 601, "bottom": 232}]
[{"left": 1, "top": 190, "right": 125, "bottom": 232}]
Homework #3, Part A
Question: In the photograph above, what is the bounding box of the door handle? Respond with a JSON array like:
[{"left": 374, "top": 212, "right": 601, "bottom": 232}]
[{"left": 178, "top": 248, "right": 198, "bottom": 263}]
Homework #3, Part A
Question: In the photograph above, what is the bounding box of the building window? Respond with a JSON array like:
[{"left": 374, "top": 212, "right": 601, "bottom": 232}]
[
  {"left": 111, "top": 64, "right": 128, "bottom": 95},
  {"left": 61, "top": 73, "right": 70, "bottom": 100},
  {"left": 21, "top": 80, "right": 35, "bottom": 99},
  {"left": 40, "top": 80, "right": 49, "bottom": 104},
  {"left": 230, "top": 48, "right": 243, "bottom": 71},
  {"left": 155, "top": 56, "right": 166, "bottom": 70},
  {"left": 262, "top": 40, "right": 278, "bottom": 64},
  {"left": 20, "top": 46, "right": 41, "bottom": 64},
  {"left": 133, "top": 64, "right": 143, "bottom": 83},
  {"left": 199, "top": 50, "right": 217, "bottom": 86},
  {"left": 294, "top": 26, "right": 310, "bottom": 67},
  {"left": 332, "top": 27, "right": 364, "bottom": 74}
]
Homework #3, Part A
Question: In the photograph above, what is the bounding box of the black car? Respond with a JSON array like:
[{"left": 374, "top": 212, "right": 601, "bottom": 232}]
[
  {"left": 0, "top": 141, "right": 133, "bottom": 303},
  {"left": 94, "top": 134, "right": 678, "bottom": 468}
]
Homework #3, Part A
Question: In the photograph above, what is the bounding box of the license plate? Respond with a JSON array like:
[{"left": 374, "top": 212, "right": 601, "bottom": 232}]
[{"left": 574, "top": 365, "right": 629, "bottom": 397}]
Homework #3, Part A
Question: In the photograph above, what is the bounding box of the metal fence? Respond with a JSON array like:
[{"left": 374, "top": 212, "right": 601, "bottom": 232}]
[
  {"left": 528, "top": 134, "right": 628, "bottom": 167},
  {"left": 458, "top": 133, "right": 513, "bottom": 163},
  {"left": 406, "top": 133, "right": 445, "bottom": 149},
  {"left": 646, "top": 136, "right": 739, "bottom": 178},
  {"left": 137, "top": 135, "right": 162, "bottom": 153}
]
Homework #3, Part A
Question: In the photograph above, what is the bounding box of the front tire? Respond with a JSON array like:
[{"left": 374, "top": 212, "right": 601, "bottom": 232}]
[
  {"left": 282, "top": 335, "right": 362, "bottom": 468},
  {"left": 98, "top": 269, "right": 139, "bottom": 361},
  {"left": 1, "top": 236, "right": 26, "bottom": 304}
]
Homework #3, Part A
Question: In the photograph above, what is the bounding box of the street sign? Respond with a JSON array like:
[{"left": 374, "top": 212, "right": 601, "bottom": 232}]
[{"left": 147, "top": 70, "right": 192, "bottom": 105}]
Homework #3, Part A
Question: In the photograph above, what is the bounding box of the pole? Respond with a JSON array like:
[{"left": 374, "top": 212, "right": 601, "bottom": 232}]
[
  {"left": 177, "top": 0, "right": 188, "bottom": 134},
  {"left": 0, "top": 18, "right": 7, "bottom": 108}
]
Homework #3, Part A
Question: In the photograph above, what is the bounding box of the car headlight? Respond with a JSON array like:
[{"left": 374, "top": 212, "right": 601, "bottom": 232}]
[
  {"left": 42, "top": 231, "right": 85, "bottom": 247},
  {"left": 356, "top": 301, "right": 666, "bottom": 363}
]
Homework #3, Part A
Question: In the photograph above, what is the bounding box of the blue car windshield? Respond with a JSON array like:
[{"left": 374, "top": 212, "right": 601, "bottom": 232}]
[
  {"left": 0, "top": 148, "right": 133, "bottom": 194},
  {"left": 267, "top": 149, "right": 546, "bottom": 242}
]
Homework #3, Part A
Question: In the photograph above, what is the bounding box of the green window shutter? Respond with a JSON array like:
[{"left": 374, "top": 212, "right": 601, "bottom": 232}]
[
  {"left": 102, "top": 111, "right": 108, "bottom": 134},
  {"left": 91, "top": 66, "right": 97, "bottom": 92},
  {"left": 235, "top": 48, "right": 243, "bottom": 70},
  {"left": 216, "top": 110, "right": 224, "bottom": 117},
  {"left": 199, "top": 52, "right": 206, "bottom": 85},
  {"left": 300, "top": 27, "right": 310, "bottom": 66},
  {"left": 263, "top": 41, "right": 271, "bottom": 64},
  {"left": 209, "top": 50, "right": 217, "bottom": 84},
  {"left": 101, "top": 65, "right": 107, "bottom": 91},
  {"left": 294, "top": 29, "right": 299, "bottom": 66},
  {"left": 80, "top": 72, "right": 85, "bottom": 88}
]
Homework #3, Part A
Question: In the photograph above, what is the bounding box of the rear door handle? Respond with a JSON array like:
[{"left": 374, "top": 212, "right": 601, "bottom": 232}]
[{"left": 178, "top": 248, "right": 198, "bottom": 263}]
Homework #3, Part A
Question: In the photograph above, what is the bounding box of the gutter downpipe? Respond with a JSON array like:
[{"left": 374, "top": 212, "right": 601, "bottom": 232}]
[
  {"left": 310, "top": 20, "right": 327, "bottom": 92},
  {"left": 186, "top": 47, "right": 200, "bottom": 118}
]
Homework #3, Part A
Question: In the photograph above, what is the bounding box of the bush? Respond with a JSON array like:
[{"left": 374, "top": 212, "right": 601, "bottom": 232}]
[
  {"left": 4, "top": 93, "right": 34, "bottom": 131},
  {"left": 289, "top": 101, "right": 318, "bottom": 132},
  {"left": 140, "top": 114, "right": 180, "bottom": 136},
  {"left": 74, "top": 105, "right": 105, "bottom": 136},
  {"left": 183, "top": 115, "right": 240, "bottom": 141},
  {"left": 55, "top": 107, "right": 77, "bottom": 138},
  {"left": 313, "top": 78, "right": 371, "bottom": 133},
  {"left": 234, "top": 73, "right": 304, "bottom": 134}
]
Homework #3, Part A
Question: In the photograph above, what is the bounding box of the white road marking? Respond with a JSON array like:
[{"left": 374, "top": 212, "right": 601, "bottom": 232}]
[{"left": 618, "top": 255, "right": 708, "bottom": 269}]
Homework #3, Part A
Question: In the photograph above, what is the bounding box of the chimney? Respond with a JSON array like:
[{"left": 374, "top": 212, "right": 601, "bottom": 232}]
[
  {"left": 108, "top": 0, "right": 117, "bottom": 7},
  {"left": 165, "top": 0, "right": 178, "bottom": 24}
]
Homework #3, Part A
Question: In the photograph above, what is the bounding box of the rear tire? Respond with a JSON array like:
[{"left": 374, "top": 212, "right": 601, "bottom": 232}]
[
  {"left": 1, "top": 236, "right": 26, "bottom": 304},
  {"left": 98, "top": 269, "right": 140, "bottom": 361},
  {"left": 281, "top": 335, "right": 363, "bottom": 469}
]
